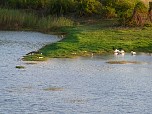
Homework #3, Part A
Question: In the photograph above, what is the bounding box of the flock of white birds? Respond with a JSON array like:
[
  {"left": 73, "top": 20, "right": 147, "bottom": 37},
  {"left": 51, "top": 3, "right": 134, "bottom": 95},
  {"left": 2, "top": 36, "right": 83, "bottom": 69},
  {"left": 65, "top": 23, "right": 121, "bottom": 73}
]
[{"left": 114, "top": 49, "right": 136, "bottom": 55}]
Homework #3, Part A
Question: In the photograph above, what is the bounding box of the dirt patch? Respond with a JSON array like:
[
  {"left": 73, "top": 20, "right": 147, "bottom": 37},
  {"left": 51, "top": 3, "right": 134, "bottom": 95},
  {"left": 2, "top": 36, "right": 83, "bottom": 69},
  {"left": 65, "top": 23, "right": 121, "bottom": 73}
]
[
  {"left": 43, "top": 87, "right": 64, "bottom": 91},
  {"left": 106, "top": 61, "right": 141, "bottom": 64}
]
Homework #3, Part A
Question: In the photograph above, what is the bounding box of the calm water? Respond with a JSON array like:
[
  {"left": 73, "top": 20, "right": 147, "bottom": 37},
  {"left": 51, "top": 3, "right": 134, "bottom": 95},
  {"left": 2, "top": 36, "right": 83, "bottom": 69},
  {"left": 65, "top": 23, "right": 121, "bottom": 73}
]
[{"left": 0, "top": 31, "right": 152, "bottom": 114}]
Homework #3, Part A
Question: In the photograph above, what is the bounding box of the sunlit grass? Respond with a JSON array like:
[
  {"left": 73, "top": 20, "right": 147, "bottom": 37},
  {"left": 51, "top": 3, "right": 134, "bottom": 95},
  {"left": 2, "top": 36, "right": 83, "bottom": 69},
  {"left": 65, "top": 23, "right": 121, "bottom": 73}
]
[{"left": 39, "top": 20, "right": 152, "bottom": 58}]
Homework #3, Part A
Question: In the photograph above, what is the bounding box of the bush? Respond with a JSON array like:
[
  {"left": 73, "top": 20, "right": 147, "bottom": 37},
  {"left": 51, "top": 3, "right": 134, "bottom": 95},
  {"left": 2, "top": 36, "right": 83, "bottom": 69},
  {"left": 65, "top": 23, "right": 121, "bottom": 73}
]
[
  {"left": 101, "top": 6, "right": 116, "bottom": 19},
  {"left": 129, "top": 1, "right": 149, "bottom": 26},
  {"left": 114, "top": 0, "right": 136, "bottom": 25},
  {"left": 7, "top": 0, "right": 50, "bottom": 9},
  {"left": 46, "top": 0, "right": 75, "bottom": 16},
  {"left": 75, "top": 0, "right": 102, "bottom": 16}
]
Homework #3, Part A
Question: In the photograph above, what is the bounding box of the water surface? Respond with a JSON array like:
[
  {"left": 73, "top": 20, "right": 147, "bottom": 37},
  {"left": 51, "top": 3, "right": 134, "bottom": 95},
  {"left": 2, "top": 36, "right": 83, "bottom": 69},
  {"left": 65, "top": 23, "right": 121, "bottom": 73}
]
[{"left": 0, "top": 31, "right": 152, "bottom": 114}]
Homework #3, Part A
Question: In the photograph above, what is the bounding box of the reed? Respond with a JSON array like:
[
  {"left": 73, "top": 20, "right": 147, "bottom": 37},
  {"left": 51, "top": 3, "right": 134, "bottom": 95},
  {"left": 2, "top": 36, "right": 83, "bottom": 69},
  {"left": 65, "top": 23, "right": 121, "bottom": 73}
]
[
  {"left": 0, "top": 8, "right": 74, "bottom": 30},
  {"left": 0, "top": 8, "right": 38, "bottom": 29},
  {"left": 38, "top": 16, "right": 74, "bottom": 31}
]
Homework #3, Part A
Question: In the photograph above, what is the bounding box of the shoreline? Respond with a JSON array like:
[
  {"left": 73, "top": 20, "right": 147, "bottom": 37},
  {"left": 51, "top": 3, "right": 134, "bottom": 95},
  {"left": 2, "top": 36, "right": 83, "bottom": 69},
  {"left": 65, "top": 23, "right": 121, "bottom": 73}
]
[{"left": 1, "top": 20, "right": 152, "bottom": 61}]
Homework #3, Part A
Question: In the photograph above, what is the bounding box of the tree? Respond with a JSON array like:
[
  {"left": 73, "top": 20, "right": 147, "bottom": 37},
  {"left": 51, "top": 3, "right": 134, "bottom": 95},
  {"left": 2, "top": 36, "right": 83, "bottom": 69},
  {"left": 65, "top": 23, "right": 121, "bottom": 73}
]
[
  {"left": 48, "top": 0, "right": 75, "bottom": 16},
  {"left": 75, "top": 0, "right": 102, "bottom": 16}
]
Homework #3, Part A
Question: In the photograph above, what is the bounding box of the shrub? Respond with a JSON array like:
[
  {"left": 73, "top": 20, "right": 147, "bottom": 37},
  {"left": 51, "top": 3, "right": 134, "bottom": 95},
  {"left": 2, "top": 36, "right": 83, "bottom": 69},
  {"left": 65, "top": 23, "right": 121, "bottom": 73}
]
[
  {"left": 114, "top": 0, "right": 136, "bottom": 25},
  {"left": 101, "top": 6, "right": 116, "bottom": 19},
  {"left": 75, "top": 0, "right": 102, "bottom": 16},
  {"left": 47, "top": 0, "right": 75, "bottom": 16},
  {"left": 129, "top": 1, "right": 148, "bottom": 26}
]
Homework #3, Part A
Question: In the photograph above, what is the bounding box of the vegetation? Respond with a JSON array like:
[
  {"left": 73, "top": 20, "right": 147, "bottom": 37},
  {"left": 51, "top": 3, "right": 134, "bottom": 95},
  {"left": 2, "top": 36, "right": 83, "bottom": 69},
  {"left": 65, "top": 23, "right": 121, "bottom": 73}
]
[
  {"left": 0, "top": 8, "right": 74, "bottom": 31},
  {"left": 38, "top": 20, "right": 152, "bottom": 58},
  {"left": 22, "top": 54, "right": 48, "bottom": 61},
  {"left": 0, "top": 0, "right": 152, "bottom": 60},
  {"left": 0, "top": 0, "right": 151, "bottom": 27},
  {"left": 15, "top": 66, "right": 25, "bottom": 69}
]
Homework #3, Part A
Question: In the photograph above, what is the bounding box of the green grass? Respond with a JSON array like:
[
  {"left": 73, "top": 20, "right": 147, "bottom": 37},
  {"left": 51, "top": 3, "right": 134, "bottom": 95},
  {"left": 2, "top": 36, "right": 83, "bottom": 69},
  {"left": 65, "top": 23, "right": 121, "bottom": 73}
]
[
  {"left": 22, "top": 54, "right": 47, "bottom": 61},
  {"left": 38, "top": 20, "right": 152, "bottom": 58}
]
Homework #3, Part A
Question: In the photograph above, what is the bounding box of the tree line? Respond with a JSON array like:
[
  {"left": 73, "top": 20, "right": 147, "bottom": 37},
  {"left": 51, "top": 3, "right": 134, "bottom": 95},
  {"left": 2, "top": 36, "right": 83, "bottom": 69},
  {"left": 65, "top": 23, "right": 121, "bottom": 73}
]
[{"left": 0, "top": 0, "right": 151, "bottom": 26}]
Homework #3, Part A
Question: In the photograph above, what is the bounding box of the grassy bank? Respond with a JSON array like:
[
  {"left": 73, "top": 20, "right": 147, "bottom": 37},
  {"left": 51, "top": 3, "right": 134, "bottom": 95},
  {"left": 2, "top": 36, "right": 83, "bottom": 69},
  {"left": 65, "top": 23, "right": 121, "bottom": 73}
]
[
  {"left": 0, "top": 9, "right": 151, "bottom": 61},
  {"left": 36, "top": 20, "right": 152, "bottom": 59}
]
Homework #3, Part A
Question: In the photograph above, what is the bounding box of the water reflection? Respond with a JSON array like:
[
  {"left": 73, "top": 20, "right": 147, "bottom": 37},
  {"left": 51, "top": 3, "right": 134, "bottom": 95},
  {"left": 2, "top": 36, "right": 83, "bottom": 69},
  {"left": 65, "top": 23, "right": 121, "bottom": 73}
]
[{"left": 0, "top": 31, "right": 152, "bottom": 114}]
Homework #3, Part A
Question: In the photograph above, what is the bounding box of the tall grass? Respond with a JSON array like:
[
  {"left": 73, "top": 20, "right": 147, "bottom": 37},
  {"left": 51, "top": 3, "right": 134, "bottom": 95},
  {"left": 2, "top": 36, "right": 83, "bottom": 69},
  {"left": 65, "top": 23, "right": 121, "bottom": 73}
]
[
  {"left": 0, "top": 8, "right": 74, "bottom": 30},
  {"left": 0, "top": 8, "right": 38, "bottom": 29},
  {"left": 38, "top": 16, "right": 74, "bottom": 31}
]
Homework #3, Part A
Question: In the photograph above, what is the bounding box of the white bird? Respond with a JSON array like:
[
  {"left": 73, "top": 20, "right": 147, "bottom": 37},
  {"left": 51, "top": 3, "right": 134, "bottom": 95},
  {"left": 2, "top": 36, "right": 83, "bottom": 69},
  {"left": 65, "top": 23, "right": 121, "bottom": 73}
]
[
  {"left": 131, "top": 51, "right": 136, "bottom": 55},
  {"left": 114, "top": 49, "right": 120, "bottom": 53},
  {"left": 120, "top": 50, "right": 125, "bottom": 54}
]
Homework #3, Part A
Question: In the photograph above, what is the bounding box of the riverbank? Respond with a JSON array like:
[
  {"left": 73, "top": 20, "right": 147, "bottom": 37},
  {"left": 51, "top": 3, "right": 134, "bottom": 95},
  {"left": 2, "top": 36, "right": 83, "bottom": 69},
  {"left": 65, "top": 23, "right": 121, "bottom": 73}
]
[
  {"left": 0, "top": 8, "right": 151, "bottom": 61},
  {"left": 0, "top": 17, "right": 151, "bottom": 61},
  {"left": 33, "top": 19, "right": 151, "bottom": 60}
]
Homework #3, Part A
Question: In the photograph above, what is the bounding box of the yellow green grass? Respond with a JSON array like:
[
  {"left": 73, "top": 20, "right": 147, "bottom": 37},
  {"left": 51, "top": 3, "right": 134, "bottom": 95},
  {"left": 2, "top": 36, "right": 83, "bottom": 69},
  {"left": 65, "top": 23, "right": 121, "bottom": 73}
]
[{"left": 37, "top": 20, "right": 152, "bottom": 59}]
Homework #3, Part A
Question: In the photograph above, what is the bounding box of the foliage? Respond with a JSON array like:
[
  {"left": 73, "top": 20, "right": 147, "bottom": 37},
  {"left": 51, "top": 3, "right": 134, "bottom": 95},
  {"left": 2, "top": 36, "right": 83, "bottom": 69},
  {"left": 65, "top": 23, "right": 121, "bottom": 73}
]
[
  {"left": 0, "top": 0, "right": 151, "bottom": 26},
  {"left": 101, "top": 6, "right": 116, "bottom": 18},
  {"left": 7, "top": 0, "right": 50, "bottom": 9},
  {"left": 134, "top": 1, "right": 148, "bottom": 12},
  {"left": 75, "top": 0, "right": 102, "bottom": 16},
  {"left": 48, "top": 0, "right": 75, "bottom": 16},
  {"left": 110, "top": 0, "right": 137, "bottom": 25},
  {"left": 128, "top": 1, "right": 148, "bottom": 26}
]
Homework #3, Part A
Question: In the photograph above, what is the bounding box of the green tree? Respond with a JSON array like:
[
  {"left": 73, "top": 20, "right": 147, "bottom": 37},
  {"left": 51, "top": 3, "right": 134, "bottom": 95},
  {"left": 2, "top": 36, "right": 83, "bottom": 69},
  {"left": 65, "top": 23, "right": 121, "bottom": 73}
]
[
  {"left": 75, "top": 0, "right": 102, "bottom": 16},
  {"left": 48, "top": 0, "right": 75, "bottom": 16}
]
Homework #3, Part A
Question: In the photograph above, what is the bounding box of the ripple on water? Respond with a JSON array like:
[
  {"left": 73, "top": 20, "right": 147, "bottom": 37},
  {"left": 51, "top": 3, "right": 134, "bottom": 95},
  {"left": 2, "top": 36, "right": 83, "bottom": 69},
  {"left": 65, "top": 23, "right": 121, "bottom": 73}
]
[{"left": 0, "top": 31, "right": 152, "bottom": 113}]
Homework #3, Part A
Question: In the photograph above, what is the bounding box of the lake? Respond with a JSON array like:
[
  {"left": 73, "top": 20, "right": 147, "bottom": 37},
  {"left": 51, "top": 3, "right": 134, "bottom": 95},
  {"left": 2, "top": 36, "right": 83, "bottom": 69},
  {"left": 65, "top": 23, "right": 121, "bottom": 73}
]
[{"left": 0, "top": 31, "right": 152, "bottom": 114}]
